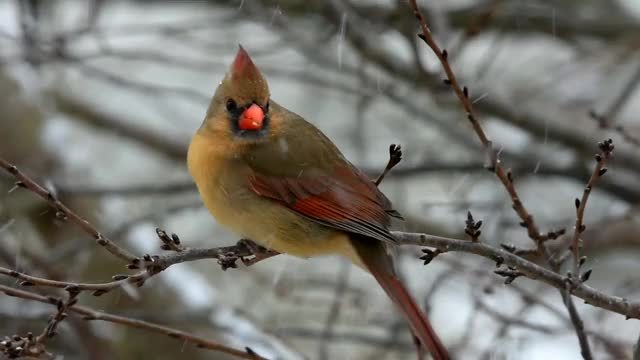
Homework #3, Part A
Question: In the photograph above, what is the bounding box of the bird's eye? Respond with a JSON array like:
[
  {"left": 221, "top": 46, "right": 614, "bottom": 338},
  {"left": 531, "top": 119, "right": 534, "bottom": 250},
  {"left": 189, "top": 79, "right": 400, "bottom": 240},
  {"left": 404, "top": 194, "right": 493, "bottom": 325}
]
[
  {"left": 226, "top": 99, "right": 237, "bottom": 112},
  {"left": 265, "top": 101, "right": 270, "bottom": 112}
]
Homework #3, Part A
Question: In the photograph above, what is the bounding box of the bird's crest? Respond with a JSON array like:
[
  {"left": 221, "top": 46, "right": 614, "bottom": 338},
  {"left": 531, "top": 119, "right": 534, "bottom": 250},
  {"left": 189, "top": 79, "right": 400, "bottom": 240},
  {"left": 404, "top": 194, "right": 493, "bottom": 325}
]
[
  {"left": 232, "top": 46, "right": 262, "bottom": 81},
  {"left": 223, "top": 45, "right": 269, "bottom": 105}
]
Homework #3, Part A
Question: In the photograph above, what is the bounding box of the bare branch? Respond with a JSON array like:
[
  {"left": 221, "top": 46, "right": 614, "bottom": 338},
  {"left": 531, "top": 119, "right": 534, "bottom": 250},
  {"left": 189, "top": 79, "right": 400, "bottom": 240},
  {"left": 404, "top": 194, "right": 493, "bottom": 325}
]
[
  {"left": 396, "top": 232, "right": 638, "bottom": 318},
  {"left": 2, "top": 288, "right": 84, "bottom": 358},
  {"left": 409, "top": 0, "right": 545, "bottom": 248},
  {"left": 0, "top": 158, "right": 138, "bottom": 263},
  {"left": 570, "top": 139, "right": 614, "bottom": 276},
  {"left": 3, "top": 230, "right": 637, "bottom": 320},
  {"left": 0, "top": 285, "right": 266, "bottom": 360},
  {"left": 407, "top": 3, "right": 597, "bottom": 357},
  {"left": 374, "top": 144, "right": 403, "bottom": 186},
  {"left": 561, "top": 288, "right": 592, "bottom": 360}
]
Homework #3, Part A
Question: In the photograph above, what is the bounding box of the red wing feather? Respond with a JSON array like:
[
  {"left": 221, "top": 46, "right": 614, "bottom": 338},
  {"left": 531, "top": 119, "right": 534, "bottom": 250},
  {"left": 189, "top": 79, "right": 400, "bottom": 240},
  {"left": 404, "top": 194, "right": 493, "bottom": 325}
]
[{"left": 249, "top": 166, "right": 398, "bottom": 244}]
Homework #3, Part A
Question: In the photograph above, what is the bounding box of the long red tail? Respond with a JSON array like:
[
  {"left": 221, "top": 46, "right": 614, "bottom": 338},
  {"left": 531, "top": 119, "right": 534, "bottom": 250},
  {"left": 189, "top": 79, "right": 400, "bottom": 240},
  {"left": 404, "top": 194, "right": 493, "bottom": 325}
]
[
  {"left": 369, "top": 266, "right": 450, "bottom": 360},
  {"left": 350, "top": 239, "right": 449, "bottom": 359}
]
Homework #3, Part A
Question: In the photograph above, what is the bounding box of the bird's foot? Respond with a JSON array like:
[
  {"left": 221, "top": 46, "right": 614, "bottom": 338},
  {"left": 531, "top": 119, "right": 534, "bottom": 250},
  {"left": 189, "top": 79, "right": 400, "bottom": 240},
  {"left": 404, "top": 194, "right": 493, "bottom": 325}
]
[
  {"left": 236, "top": 239, "right": 280, "bottom": 266},
  {"left": 217, "top": 253, "right": 241, "bottom": 270}
]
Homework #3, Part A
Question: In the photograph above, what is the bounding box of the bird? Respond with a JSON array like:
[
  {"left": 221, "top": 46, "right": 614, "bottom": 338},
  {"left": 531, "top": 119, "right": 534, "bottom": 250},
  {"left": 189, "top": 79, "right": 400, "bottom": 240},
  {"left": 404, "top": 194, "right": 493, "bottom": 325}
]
[{"left": 187, "top": 46, "right": 449, "bottom": 360}]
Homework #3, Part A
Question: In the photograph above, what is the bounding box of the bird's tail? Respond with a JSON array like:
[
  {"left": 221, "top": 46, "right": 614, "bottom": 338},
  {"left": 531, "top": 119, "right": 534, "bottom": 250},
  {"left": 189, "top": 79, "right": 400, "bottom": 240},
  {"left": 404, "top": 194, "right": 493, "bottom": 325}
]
[
  {"left": 351, "top": 239, "right": 450, "bottom": 360},
  {"left": 370, "top": 267, "right": 450, "bottom": 360}
]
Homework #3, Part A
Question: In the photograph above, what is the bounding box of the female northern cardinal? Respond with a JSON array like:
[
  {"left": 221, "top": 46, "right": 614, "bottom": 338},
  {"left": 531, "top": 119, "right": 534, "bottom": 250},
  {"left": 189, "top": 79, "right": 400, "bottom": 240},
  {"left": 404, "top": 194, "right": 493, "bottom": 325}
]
[{"left": 188, "top": 46, "right": 449, "bottom": 360}]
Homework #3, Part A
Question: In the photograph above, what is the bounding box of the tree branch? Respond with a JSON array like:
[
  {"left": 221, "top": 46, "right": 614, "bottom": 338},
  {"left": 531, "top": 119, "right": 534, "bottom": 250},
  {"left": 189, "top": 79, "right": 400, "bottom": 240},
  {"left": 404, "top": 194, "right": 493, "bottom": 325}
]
[
  {"left": 394, "top": 232, "right": 639, "bottom": 319},
  {"left": 0, "top": 158, "right": 138, "bottom": 264},
  {"left": 407, "top": 2, "right": 599, "bottom": 358},
  {"left": 3, "top": 231, "right": 638, "bottom": 320},
  {"left": 0, "top": 285, "right": 266, "bottom": 360},
  {"left": 570, "top": 139, "right": 614, "bottom": 276}
]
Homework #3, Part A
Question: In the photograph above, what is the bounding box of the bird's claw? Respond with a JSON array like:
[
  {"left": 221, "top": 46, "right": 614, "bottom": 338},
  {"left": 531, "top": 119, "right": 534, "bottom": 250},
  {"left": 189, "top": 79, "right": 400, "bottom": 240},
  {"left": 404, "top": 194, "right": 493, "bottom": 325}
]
[
  {"left": 217, "top": 253, "right": 240, "bottom": 271},
  {"left": 236, "top": 239, "right": 279, "bottom": 266}
]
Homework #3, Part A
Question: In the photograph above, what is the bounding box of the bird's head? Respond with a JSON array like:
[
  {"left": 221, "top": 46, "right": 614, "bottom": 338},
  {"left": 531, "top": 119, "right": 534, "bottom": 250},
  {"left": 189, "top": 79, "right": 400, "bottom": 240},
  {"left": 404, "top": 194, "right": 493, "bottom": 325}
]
[{"left": 202, "top": 46, "right": 271, "bottom": 141}]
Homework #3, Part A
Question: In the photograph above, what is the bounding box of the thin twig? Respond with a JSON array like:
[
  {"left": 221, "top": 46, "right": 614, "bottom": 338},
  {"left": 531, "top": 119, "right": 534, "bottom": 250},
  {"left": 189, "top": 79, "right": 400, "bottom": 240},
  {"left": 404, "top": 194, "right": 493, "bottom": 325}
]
[
  {"left": 0, "top": 158, "right": 138, "bottom": 264},
  {"left": 0, "top": 266, "right": 149, "bottom": 294},
  {"left": 561, "top": 287, "right": 592, "bottom": 360},
  {"left": 408, "top": 0, "right": 545, "bottom": 247},
  {"left": 570, "top": 139, "right": 614, "bottom": 276},
  {"left": 374, "top": 144, "right": 403, "bottom": 186},
  {"left": 0, "top": 238, "right": 273, "bottom": 297},
  {"left": 0, "top": 244, "right": 111, "bottom": 358},
  {"left": 0, "top": 285, "right": 266, "bottom": 360},
  {"left": 36, "top": 288, "right": 80, "bottom": 343}
]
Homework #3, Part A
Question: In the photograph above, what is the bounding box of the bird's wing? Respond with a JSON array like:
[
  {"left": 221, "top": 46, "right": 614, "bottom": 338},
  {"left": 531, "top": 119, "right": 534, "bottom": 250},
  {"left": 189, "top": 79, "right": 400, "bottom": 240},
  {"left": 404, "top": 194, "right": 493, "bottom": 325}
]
[{"left": 249, "top": 165, "right": 398, "bottom": 244}]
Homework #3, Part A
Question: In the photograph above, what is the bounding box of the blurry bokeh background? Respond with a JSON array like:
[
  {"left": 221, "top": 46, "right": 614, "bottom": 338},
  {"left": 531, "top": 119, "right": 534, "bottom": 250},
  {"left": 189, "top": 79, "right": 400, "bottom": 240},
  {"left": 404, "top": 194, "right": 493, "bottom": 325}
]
[{"left": 1, "top": 0, "right": 640, "bottom": 359}]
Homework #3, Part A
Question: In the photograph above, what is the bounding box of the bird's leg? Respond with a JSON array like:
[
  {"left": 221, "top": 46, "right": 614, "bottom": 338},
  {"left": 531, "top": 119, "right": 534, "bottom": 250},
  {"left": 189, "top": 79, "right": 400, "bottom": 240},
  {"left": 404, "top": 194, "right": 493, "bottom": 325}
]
[
  {"left": 236, "top": 239, "right": 280, "bottom": 266},
  {"left": 374, "top": 144, "right": 403, "bottom": 186}
]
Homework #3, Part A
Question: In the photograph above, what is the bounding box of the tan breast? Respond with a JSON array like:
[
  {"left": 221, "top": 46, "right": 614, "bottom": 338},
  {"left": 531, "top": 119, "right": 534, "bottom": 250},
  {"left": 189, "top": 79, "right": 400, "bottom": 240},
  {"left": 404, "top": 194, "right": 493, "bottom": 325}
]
[{"left": 187, "top": 131, "right": 362, "bottom": 264}]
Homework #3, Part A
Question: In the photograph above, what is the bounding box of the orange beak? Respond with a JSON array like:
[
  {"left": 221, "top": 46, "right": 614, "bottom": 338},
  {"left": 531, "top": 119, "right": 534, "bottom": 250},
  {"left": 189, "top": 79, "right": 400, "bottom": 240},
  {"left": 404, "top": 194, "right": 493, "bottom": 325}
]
[{"left": 238, "top": 104, "right": 264, "bottom": 131}]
